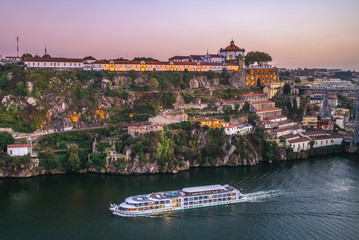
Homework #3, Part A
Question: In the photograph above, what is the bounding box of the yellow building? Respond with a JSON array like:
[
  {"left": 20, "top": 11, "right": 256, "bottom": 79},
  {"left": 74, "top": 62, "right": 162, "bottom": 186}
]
[
  {"left": 199, "top": 119, "right": 227, "bottom": 128},
  {"left": 263, "top": 82, "right": 284, "bottom": 99},
  {"left": 302, "top": 116, "right": 318, "bottom": 129}
]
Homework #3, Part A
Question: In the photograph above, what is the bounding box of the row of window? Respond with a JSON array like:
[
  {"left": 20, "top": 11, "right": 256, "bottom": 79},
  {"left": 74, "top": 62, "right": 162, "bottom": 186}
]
[
  {"left": 184, "top": 193, "right": 235, "bottom": 201},
  {"left": 184, "top": 197, "right": 234, "bottom": 206},
  {"left": 30, "top": 62, "right": 82, "bottom": 67}
]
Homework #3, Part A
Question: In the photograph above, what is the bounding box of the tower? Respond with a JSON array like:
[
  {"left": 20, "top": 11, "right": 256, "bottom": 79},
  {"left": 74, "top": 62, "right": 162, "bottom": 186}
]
[
  {"left": 45, "top": 43, "right": 47, "bottom": 56},
  {"left": 16, "top": 37, "right": 19, "bottom": 57}
]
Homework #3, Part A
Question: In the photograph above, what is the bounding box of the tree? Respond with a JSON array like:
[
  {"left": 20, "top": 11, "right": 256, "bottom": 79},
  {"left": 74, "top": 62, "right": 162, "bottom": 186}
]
[
  {"left": 42, "top": 54, "right": 51, "bottom": 58},
  {"left": 0, "top": 132, "right": 15, "bottom": 152},
  {"left": 39, "top": 148, "right": 58, "bottom": 170},
  {"left": 66, "top": 144, "right": 81, "bottom": 171},
  {"left": 132, "top": 57, "right": 159, "bottom": 62},
  {"left": 21, "top": 53, "right": 33, "bottom": 60},
  {"left": 0, "top": 73, "right": 9, "bottom": 89},
  {"left": 147, "top": 78, "right": 159, "bottom": 90},
  {"left": 307, "top": 77, "right": 314, "bottom": 82},
  {"left": 241, "top": 102, "right": 250, "bottom": 113},
  {"left": 245, "top": 51, "right": 272, "bottom": 67},
  {"left": 294, "top": 77, "right": 301, "bottom": 83},
  {"left": 283, "top": 83, "right": 291, "bottom": 95},
  {"left": 16, "top": 82, "right": 28, "bottom": 95}
]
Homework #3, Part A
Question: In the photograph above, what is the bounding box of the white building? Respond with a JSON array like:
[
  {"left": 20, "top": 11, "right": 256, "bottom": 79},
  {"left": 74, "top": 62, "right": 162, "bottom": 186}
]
[
  {"left": 237, "top": 124, "right": 253, "bottom": 135},
  {"left": 311, "top": 135, "right": 343, "bottom": 148},
  {"left": 219, "top": 40, "right": 245, "bottom": 61},
  {"left": 202, "top": 53, "right": 225, "bottom": 63},
  {"left": 24, "top": 57, "right": 84, "bottom": 70},
  {"left": 224, "top": 125, "right": 238, "bottom": 135},
  {"left": 286, "top": 137, "right": 311, "bottom": 152},
  {"left": 7, "top": 144, "right": 31, "bottom": 156}
]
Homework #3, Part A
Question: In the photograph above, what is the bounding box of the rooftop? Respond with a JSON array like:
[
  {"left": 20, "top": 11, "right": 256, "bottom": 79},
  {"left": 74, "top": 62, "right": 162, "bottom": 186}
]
[
  {"left": 288, "top": 137, "right": 311, "bottom": 144},
  {"left": 251, "top": 100, "right": 275, "bottom": 105},
  {"left": 257, "top": 107, "right": 282, "bottom": 113},
  {"left": 242, "top": 93, "right": 267, "bottom": 97},
  {"left": 182, "top": 184, "right": 226, "bottom": 193},
  {"left": 24, "top": 57, "right": 83, "bottom": 63},
  {"left": 7, "top": 144, "right": 30, "bottom": 148}
]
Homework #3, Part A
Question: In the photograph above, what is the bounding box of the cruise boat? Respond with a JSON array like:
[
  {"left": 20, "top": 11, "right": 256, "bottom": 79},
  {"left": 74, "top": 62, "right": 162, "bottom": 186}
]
[{"left": 109, "top": 184, "right": 243, "bottom": 216}]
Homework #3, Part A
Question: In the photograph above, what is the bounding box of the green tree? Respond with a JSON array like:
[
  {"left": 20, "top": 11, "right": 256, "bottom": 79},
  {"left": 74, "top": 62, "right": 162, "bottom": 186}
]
[
  {"left": 39, "top": 148, "right": 58, "bottom": 170},
  {"left": 0, "top": 73, "right": 9, "bottom": 89},
  {"left": 307, "top": 77, "right": 314, "bottom": 82},
  {"left": 241, "top": 102, "right": 250, "bottom": 113},
  {"left": 0, "top": 132, "right": 15, "bottom": 152},
  {"left": 16, "top": 82, "right": 27, "bottom": 95},
  {"left": 66, "top": 144, "right": 81, "bottom": 171},
  {"left": 294, "top": 77, "right": 301, "bottom": 83},
  {"left": 245, "top": 51, "right": 272, "bottom": 66},
  {"left": 21, "top": 53, "right": 33, "bottom": 61},
  {"left": 42, "top": 54, "right": 51, "bottom": 58},
  {"left": 147, "top": 78, "right": 159, "bottom": 90},
  {"left": 283, "top": 83, "right": 291, "bottom": 95}
]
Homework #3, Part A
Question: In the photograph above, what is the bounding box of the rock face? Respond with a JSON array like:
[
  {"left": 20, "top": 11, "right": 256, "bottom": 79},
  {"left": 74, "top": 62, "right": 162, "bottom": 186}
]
[
  {"left": 190, "top": 76, "right": 220, "bottom": 88},
  {"left": 26, "top": 97, "right": 36, "bottom": 106}
]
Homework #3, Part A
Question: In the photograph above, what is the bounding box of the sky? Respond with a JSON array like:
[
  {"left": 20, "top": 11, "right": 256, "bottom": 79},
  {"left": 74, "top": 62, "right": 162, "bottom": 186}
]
[{"left": 1, "top": 0, "right": 359, "bottom": 70}]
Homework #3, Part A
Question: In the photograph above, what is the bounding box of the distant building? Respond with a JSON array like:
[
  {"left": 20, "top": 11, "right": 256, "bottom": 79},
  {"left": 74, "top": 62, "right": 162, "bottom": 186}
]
[
  {"left": 263, "top": 82, "right": 284, "bottom": 99},
  {"left": 302, "top": 116, "right": 318, "bottom": 129},
  {"left": 241, "top": 93, "right": 268, "bottom": 103},
  {"left": 246, "top": 67, "right": 279, "bottom": 86},
  {"left": 128, "top": 124, "right": 165, "bottom": 137},
  {"left": 286, "top": 137, "right": 311, "bottom": 152},
  {"left": 24, "top": 57, "right": 84, "bottom": 70},
  {"left": 7, "top": 144, "right": 31, "bottom": 157},
  {"left": 255, "top": 107, "right": 282, "bottom": 121},
  {"left": 250, "top": 100, "right": 275, "bottom": 112}
]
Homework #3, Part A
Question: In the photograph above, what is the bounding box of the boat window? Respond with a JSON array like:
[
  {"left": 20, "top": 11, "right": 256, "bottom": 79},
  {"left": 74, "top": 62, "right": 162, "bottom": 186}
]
[
  {"left": 199, "top": 196, "right": 203, "bottom": 200},
  {"left": 155, "top": 201, "right": 159, "bottom": 205},
  {"left": 218, "top": 198, "right": 222, "bottom": 201},
  {"left": 165, "top": 200, "right": 170, "bottom": 204},
  {"left": 198, "top": 201, "right": 202, "bottom": 204},
  {"left": 204, "top": 200, "right": 208, "bottom": 203},
  {"left": 160, "top": 201, "right": 164, "bottom": 204},
  {"left": 184, "top": 198, "right": 188, "bottom": 201},
  {"left": 194, "top": 197, "right": 198, "bottom": 200},
  {"left": 213, "top": 195, "right": 217, "bottom": 198},
  {"left": 144, "top": 202, "right": 149, "bottom": 206},
  {"left": 204, "top": 196, "right": 208, "bottom": 199},
  {"left": 189, "top": 202, "right": 193, "bottom": 205},
  {"left": 213, "top": 199, "right": 217, "bottom": 202}
]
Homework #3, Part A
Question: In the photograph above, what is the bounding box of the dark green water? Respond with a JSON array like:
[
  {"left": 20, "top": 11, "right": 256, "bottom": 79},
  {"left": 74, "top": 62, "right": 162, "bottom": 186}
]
[{"left": 1, "top": 154, "right": 359, "bottom": 240}]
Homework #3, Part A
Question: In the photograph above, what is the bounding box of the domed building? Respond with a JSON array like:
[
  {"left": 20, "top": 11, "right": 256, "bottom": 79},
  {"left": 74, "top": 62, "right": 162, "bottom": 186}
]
[{"left": 219, "top": 40, "right": 245, "bottom": 63}]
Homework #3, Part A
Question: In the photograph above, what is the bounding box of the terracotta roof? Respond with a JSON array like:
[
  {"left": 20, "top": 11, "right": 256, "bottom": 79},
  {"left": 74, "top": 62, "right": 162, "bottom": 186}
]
[
  {"left": 169, "top": 56, "right": 189, "bottom": 60},
  {"left": 206, "top": 54, "right": 223, "bottom": 58},
  {"left": 281, "top": 134, "right": 299, "bottom": 140},
  {"left": 288, "top": 137, "right": 310, "bottom": 144},
  {"left": 189, "top": 55, "right": 204, "bottom": 60},
  {"left": 83, "top": 56, "right": 96, "bottom": 60},
  {"left": 6, "top": 56, "right": 21, "bottom": 59},
  {"left": 251, "top": 100, "right": 275, "bottom": 105},
  {"left": 24, "top": 57, "right": 83, "bottom": 63},
  {"left": 221, "top": 40, "right": 244, "bottom": 52},
  {"left": 242, "top": 93, "right": 267, "bottom": 97},
  {"left": 257, "top": 107, "right": 282, "bottom": 113},
  {"left": 277, "top": 119, "right": 296, "bottom": 126},
  {"left": 224, "top": 125, "right": 237, "bottom": 129},
  {"left": 300, "top": 131, "right": 328, "bottom": 137},
  {"left": 310, "top": 134, "right": 342, "bottom": 141},
  {"left": 7, "top": 144, "right": 30, "bottom": 148},
  {"left": 272, "top": 125, "right": 302, "bottom": 133},
  {"left": 92, "top": 60, "right": 237, "bottom": 67},
  {"left": 221, "top": 100, "right": 247, "bottom": 104}
]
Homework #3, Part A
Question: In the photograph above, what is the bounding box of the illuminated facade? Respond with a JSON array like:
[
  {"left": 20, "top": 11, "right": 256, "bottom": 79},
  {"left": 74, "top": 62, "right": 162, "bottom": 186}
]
[
  {"left": 246, "top": 68, "right": 278, "bottom": 86},
  {"left": 94, "top": 60, "right": 239, "bottom": 72}
]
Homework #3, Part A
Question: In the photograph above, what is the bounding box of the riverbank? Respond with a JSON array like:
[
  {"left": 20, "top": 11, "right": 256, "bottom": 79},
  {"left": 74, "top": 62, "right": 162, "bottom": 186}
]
[{"left": 0, "top": 145, "right": 357, "bottom": 179}]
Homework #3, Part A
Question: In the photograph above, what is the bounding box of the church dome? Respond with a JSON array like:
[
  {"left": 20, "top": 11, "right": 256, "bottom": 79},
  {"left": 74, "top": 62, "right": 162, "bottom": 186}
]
[{"left": 222, "top": 40, "right": 244, "bottom": 52}]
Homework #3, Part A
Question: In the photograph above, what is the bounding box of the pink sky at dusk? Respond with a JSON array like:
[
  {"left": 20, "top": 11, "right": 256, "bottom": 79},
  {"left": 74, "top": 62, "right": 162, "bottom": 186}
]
[{"left": 1, "top": 0, "right": 359, "bottom": 70}]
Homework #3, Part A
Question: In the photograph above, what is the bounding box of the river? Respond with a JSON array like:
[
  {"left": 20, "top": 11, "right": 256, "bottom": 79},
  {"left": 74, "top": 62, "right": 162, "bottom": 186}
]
[{"left": 1, "top": 154, "right": 359, "bottom": 240}]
